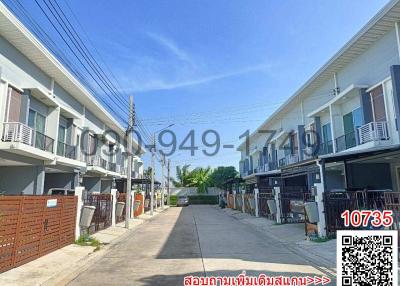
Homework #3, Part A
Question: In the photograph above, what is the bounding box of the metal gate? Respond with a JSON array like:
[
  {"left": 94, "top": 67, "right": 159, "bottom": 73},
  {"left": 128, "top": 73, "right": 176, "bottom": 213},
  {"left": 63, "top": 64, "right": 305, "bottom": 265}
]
[
  {"left": 243, "top": 194, "right": 255, "bottom": 215},
  {"left": 235, "top": 193, "right": 242, "bottom": 211},
  {"left": 258, "top": 191, "right": 275, "bottom": 220},
  {"left": 278, "top": 191, "right": 307, "bottom": 223},
  {"left": 324, "top": 190, "right": 388, "bottom": 236},
  {"left": 0, "top": 195, "right": 77, "bottom": 273},
  {"left": 83, "top": 192, "right": 112, "bottom": 233}
]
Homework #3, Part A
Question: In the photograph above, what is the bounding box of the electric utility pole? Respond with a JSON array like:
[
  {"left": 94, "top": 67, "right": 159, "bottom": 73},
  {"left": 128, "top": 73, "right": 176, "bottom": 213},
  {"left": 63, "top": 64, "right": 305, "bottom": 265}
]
[
  {"left": 150, "top": 134, "right": 155, "bottom": 215},
  {"left": 125, "top": 96, "right": 134, "bottom": 229},
  {"left": 161, "top": 154, "right": 165, "bottom": 209},
  {"left": 167, "top": 159, "right": 171, "bottom": 205}
]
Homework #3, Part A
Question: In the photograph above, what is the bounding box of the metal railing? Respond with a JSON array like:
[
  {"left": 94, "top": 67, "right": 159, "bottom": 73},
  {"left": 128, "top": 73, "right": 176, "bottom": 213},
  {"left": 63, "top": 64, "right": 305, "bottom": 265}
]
[
  {"left": 335, "top": 131, "right": 357, "bottom": 152},
  {"left": 286, "top": 154, "right": 299, "bottom": 165},
  {"left": 324, "top": 190, "right": 389, "bottom": 236},
  {"left": 83, "top": 192, "right": 112, "bottom": 233},
  {"left": 2, "top": 122, "right": 54, "bottom": 153},
  {"left": 318, "top": 140, "right": 333, "bottom": 155},
  {"left": 108, "top": 161, "right": 116, "bottom": 172},
  {"left": 258, "top": 191, "right": 275, "bottom": 220},
  {"left": 57, "top": 141, "right": 76, "bottom": 159},
  {"left": 278, "top": 158, "right": 286, "bottom": 168},
  {"left": 358, "top": 121, "right": 389, "bottom": 144},
  {"left": 34, "top": 131, "right": 54, "bottom": 152},
  {"left": 278, "top": 190, "right": 308, "bottom": 224},
  {"left": 86, "top": 155, "right": 107, "bottom": 170}
]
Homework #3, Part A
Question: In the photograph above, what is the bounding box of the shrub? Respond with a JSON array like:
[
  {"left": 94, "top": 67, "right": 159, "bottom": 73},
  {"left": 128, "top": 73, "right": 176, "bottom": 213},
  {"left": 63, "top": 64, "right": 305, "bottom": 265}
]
[
  {"left": 169, "top": 195, "right": 178, "bottom": 206},
  {"left": 188, "top": 195, "right": 219, "bottom": 205}
]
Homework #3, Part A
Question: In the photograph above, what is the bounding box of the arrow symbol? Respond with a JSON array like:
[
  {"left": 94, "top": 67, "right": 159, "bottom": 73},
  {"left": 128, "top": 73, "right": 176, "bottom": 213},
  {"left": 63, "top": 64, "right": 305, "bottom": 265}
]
[
  {"left": 314, "top": 276, "right": 323, "bottom": 285},
  {"left": 306, "top": 276, "right": 314, "bottom": 285},
  {"left": 322, "top": 276, "right": 331, "bottom": 285}
]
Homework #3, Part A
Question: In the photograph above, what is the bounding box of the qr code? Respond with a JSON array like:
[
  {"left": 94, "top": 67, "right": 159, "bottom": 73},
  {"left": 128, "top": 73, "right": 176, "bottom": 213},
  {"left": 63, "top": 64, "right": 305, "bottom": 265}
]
[{"left": 337, "top": 230, "right": 398, "bottom": 286}]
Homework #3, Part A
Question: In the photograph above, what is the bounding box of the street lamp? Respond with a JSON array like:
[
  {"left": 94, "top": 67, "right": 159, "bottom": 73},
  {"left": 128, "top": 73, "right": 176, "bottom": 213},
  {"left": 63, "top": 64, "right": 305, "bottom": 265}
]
[{"left": 150, "top": 123, "right": 174, "bottom": 215}]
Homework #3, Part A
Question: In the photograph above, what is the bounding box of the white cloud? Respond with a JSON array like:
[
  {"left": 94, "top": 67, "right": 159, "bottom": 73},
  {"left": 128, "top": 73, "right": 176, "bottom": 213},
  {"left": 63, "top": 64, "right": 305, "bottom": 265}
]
[
  {"left": 128, "top": 63, "right": 271, "bottom": 93},
  {"left": 146, "top": 32, "right": 192, "bottom": 64}
]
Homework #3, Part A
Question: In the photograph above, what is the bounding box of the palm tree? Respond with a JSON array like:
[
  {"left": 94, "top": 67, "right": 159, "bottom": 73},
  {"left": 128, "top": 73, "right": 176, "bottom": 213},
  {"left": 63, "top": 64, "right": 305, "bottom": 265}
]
[
  {"left": 188, "top": 167, "right": 212, "bottom": 193},
  {"left": 172, "top": 164, "right": 191, "bottom": 187},
  {"left": 143, "top": 167, "right": 153, "bottom": 180}
]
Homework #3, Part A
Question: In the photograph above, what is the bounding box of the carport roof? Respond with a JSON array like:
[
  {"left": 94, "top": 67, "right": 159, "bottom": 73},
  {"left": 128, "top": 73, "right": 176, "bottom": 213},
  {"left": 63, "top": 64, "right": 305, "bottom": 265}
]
[{"left": 320, "top": 144, "right": 400, "bottom": 163}]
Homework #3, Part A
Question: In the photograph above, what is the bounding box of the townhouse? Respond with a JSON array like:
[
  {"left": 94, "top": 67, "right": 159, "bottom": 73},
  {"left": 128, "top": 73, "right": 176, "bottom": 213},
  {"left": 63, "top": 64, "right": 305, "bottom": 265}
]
[
  {"left": 0, "top": 2, "right": 144, "bottom": 196},
  {"left": 238, "top": 0, "right": 400, "bottom": 199}
]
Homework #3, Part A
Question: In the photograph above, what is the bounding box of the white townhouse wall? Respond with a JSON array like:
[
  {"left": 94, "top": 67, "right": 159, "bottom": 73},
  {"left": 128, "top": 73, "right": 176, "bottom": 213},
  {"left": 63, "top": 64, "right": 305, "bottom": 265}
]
[
  {"left": 0, "top": 3, "right": 143, "bottom": 195},
  {"left": 239, "top": 0, "right": 400, "bottom": 179}
]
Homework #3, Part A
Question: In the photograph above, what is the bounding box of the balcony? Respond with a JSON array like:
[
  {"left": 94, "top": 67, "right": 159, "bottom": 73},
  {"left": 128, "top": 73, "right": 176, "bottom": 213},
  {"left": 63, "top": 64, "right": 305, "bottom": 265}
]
[
  {"left": 286, "top": 154, "right": 299, "bottom": 165},
  {"left": 335, "top": 131, "right": 357, "bottom": 153},
  {"left": 318, "top": 140, "right": 334, "bottom": 155},
  {"left": 57, "top": 141, "right": 77, "bottom": 159},
  {"left": 2, "top": 122, "right": 54, "bottom": 153},
  {"left": 358, "top": 121, "right": 389, "bottom": 145},
  {"left": 278, "top": 158, "right": 286, "bottom": 168},
  {"left": 108, "top": 161, "right": 116, "bottom": 172},
  {"left": 86, "top": 155, "right": 107, "bottom": 169}
]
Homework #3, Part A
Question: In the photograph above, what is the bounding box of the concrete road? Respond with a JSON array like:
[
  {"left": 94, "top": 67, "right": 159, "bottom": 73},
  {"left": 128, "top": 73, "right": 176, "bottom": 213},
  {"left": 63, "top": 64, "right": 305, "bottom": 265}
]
[{"left": 67, "top": 206, "right": 335, "bottom": 286}]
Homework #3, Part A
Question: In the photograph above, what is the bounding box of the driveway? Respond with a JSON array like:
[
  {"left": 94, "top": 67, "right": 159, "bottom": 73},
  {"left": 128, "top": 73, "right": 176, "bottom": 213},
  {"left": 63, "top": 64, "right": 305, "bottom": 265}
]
[{"left": 67, "top": 205, "right": 335, "bottom": 285}]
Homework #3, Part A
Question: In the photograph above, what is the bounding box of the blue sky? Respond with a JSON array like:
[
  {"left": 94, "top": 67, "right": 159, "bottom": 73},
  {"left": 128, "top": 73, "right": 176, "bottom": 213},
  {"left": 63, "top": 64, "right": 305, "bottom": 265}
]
[{"left": 7, "top": 0, "right": 390, "bottom": 179}]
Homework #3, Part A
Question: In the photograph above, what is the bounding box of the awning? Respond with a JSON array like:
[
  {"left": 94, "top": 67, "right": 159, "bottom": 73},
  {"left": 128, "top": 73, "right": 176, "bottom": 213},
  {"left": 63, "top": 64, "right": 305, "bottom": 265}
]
[{"left": 320, "top": 144, "right": 400, "bottom": 163}]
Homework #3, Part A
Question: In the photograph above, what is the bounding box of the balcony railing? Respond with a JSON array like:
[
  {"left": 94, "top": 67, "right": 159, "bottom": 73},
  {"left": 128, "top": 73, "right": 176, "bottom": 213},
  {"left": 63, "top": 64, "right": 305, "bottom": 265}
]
[
  {"left": 86, "top": 155, "right": 107, "bottom": 170},
  {"left": 358, "top": 121, "right": 389, "bottom": 145},
  {"left": 100, "top": 158, "right": 107, "bottom": 169},
  {"left": 57, "top": 141, "right": 77, "bottom": 159},
  {"left": 286, "top": 154, "right": 299, "bottom": 165},
  {"left": 108, "top": 161, "right": 116, "bottom": 172},
  {"left": 268, "top": 161, "right": 277, "bottom": 171},
  {"left": 335, "top": 131, "right": 357, "bottom": 153},
  {"left": 318, "top": 140, "right": 333, "bottom": 155},
  {"left": 2, "top": 122, "right": 54, "bottom": 153}
]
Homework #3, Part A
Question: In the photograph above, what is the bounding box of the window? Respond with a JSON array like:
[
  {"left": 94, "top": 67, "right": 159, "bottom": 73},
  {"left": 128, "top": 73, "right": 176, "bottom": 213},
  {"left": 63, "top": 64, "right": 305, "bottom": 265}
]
[
  {"left": 370, "top": 85, "right": 386, "bottom": 122},
  {"left": 5, "top": 87, "right": 22, "bottom": 122},
  {"left": 28, "top": 109, "right": 46, "bottom": 133},
  {"left": 352, "top": 107, "right": 362, "bottom": 128},
  {"left": 290, "top": 132, "right": 298, "bottom": 155},
  {"left": 58, "top": 125, "right": 66, "bottom": 143},
  {"left": 322, "top": 123, "right": 333, "bottom": 153},
  {"left": 322, "top": 123, "right": 332, "bottom": 143}
]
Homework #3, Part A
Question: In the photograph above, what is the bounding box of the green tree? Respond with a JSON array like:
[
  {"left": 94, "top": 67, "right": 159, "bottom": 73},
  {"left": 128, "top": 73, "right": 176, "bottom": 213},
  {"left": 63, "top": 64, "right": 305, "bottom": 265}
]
[
  {"left": 188, "top": 167, "right": 212, "bottom": 193},
  {"left": 172, "top": 164, "right": 192, "bottom": 187},
  {"left": 208, "top": 166, "right": 238, "bottom": 189},
  {"left": 143, "top": 167, "right": 153, "bottom": 180}
]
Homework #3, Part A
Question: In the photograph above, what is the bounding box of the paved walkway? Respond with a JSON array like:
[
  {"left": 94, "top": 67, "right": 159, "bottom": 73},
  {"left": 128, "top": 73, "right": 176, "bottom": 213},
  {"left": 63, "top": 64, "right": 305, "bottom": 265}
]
[
  {"left": 67, "top": 205, "right": 336, "bottom": 286},
  {"left": 220, "top": 207, "right": 337, "bottom": 269}
]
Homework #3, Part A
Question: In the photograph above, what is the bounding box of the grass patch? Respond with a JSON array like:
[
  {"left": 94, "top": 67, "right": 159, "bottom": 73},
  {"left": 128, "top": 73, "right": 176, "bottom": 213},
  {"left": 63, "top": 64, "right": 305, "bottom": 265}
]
[
  {"left": 75, "top": 234, "right": 101, "bottom": 250},
  {"left": 309, "top": 235, "right": 333, "bottom": 243}
]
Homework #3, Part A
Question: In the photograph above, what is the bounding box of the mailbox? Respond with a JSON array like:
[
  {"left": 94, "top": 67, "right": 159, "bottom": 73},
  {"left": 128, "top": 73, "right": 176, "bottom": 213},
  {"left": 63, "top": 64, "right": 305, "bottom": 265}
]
[
  {"left": 116, "top": 202, "right": 125, "bottom": 218},
  {"left": 267, "top": 199, "right": 277, "bottom": 214},
  {"left": 304, "top": 202, "right": 319, "bottom": 223},
  {"left": 80, "top": 206, "right": 96, "bottom": 228}
]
